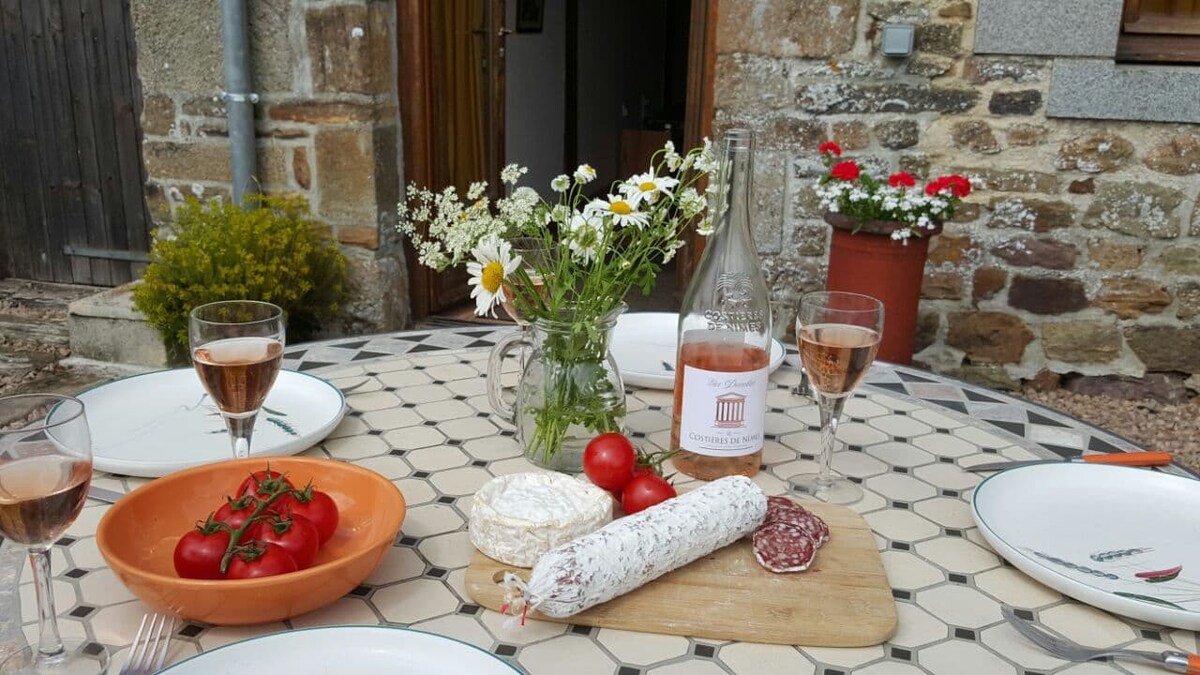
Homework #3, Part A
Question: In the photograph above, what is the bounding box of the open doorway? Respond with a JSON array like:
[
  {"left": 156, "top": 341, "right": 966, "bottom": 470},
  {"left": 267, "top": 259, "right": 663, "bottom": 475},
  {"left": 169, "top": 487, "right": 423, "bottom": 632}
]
[{"left": 397, "top": 0, "right": 714, "bottom": 324}]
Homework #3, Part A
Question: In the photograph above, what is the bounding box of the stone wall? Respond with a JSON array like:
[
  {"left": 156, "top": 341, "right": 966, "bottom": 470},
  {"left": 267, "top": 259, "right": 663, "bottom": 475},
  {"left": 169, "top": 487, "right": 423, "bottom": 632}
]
[
  {"left": 714, "top": 0, "right": 1200, "bottom": 399},
  {"left": 130, "top": 0, "right": 408, "bottom": 335}
]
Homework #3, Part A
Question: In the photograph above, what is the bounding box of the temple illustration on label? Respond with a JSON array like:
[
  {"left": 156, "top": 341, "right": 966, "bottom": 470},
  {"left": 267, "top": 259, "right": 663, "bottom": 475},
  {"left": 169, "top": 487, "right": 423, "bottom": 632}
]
[{"left": 713, "top": 393, "right": 747, "bottom": 429}]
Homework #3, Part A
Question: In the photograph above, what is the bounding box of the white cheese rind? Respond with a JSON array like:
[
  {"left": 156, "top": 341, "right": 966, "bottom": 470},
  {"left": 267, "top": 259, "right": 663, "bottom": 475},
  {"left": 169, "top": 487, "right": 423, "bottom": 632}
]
[{"left": 469, "top": 472, "right": 613, "bottom": 567}]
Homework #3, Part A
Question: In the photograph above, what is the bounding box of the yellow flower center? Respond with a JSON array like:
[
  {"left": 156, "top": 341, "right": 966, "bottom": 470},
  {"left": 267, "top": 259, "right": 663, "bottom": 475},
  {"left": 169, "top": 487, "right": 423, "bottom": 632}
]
[
  {"left": 481, "top": 261, "right": 505, "bottom": 294},
  {"left": 610, "top": 200, "right": 633, "bottom": 215},
  {"left": 639, "top": 181, "right": 657, "bottom": 192}
]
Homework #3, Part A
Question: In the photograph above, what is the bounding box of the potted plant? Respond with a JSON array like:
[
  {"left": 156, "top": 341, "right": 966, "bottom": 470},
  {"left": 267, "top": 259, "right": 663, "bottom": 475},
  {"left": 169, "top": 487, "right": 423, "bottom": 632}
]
[{"left": 815, "top": 141, "right": 973, "bottom": 364}]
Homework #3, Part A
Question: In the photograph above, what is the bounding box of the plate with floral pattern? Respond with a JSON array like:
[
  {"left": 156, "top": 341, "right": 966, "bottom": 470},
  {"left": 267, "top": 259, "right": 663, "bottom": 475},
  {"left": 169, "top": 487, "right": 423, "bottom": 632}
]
[{"left": 972, "top": 462, "right": 1200, "bottom": 629}]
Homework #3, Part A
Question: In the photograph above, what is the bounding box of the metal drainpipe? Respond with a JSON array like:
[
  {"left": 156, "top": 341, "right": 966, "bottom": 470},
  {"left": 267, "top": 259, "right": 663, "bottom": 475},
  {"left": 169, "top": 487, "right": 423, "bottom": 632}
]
[{"left": 220, "top": 0, "right": 257, "bottom": 205}]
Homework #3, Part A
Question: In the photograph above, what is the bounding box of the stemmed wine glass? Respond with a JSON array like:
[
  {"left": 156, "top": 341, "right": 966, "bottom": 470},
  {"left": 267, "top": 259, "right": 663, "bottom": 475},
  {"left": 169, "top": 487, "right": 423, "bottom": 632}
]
[
  {"left": 499, "top": 237, "right": 553, "bottom": 328},
  {"left": 189, "top": 301, "right": 286, "bottom": 459},
  {"left": 791, "top": 291, "right": 884, "bottom": 505},
  {"left": 0, "top": 394, "right": 109, "bottom": 674}
]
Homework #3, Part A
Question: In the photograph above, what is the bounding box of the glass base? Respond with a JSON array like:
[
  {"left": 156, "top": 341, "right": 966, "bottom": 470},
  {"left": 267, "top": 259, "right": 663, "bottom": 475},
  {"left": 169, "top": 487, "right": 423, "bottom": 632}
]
[
  {"left": 1, "top": 640, "right": 109, "bottom": 675},
  {"left": 791, "top": 474, "right": 863, "bottom": 505}
]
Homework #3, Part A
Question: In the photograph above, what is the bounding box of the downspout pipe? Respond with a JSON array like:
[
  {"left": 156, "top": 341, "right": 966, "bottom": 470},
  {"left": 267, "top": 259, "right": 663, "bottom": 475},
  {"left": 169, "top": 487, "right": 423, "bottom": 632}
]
[{"left": 220, "top": 0, "right": 257, "bottom": 205}]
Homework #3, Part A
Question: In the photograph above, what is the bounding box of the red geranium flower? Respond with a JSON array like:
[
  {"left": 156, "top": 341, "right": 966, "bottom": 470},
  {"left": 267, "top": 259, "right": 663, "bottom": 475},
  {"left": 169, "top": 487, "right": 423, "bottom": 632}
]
[
  {"left": 830, "top": 160, "right": 860, "bottom": 181},
  {"left": 888, "top": 172, "right": 916, "bottom": 188},
  {"left": 818, "top": 141, "right": 842, "bottom": 157},
  {"left": 945, "top": 174, "right": 971, "bottom": 198},
  {"left": 924, "top": 177, "right": 948, "bottom": 196}
]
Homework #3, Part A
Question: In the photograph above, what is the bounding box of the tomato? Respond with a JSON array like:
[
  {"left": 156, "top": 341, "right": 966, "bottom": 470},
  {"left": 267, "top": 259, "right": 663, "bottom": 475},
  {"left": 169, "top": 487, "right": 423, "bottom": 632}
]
[
  {"left": 583, "top": 433, "right": 637, "bottom": 492},
  {"left": 213, "top": 497, "right": 259, "bottom": 536},
  {"left": 280, "top": 487, "right": 339, "bottom": 544},
  {"left": 173, "top": 524, "right": 232, "bottom": 579},
  {"left": 226, "top": 542, "right": 298, "bottom": 579},
  {"left": 621, "top": 473, "right": 677, "bottom": 515},
  {"left": 237, "top": 468, "right": 294, "bottom": 500},
  {"left": 251, "top": 514, "right": 320, "bottom": 569}
]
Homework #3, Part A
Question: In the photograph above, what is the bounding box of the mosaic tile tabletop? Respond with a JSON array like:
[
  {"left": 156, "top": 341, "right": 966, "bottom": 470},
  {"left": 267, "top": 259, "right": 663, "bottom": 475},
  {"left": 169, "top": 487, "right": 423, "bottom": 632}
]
[{"left": 4, "top": 325, "right": 1198, "bottom": 674}]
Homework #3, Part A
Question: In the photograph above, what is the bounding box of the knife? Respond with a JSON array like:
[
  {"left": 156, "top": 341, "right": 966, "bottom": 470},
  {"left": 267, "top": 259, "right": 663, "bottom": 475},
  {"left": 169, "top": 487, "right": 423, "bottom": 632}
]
[
  {"left": 967, "top": 451, "right": 1173, "bottom": 472},
  {"left": 87, "top": 486, "right": 126, "bottom": 504}
]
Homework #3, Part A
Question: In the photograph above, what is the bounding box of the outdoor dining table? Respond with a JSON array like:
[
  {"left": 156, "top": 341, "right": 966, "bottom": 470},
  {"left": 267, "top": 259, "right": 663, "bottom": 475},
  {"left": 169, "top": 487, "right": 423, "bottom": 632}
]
[{"left": 3, "top": 324, "right": 1196, "bottom": 674}]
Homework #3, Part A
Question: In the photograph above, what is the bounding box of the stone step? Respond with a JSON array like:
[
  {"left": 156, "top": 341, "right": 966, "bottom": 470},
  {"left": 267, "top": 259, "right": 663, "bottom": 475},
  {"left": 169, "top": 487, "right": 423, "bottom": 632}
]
[
  {"left": 0, "top": 279, "right": 97, "bottom": 346},
  {"left": 68, "top": 282, "right": 168, "bottom": 368}
]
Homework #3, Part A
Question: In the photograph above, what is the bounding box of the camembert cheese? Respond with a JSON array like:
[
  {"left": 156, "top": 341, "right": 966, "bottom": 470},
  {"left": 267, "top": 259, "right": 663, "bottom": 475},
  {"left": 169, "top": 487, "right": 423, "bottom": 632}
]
[{"left": 469, "top": 472, "right": 612, "bottom": 567}]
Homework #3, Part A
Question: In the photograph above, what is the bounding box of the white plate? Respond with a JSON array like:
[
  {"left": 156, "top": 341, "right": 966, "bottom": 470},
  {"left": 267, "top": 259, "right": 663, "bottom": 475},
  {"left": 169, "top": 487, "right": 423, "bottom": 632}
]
[
  {"left": 972, "top": 463, "right": 1200, "bottom": 629},
  {"left": 611, "top": 312, "right": 786, "bottom": 390},
  {"left": 160, "top": 625, "right": 519, "bottom": 674},
  {"left": 79, "top": 368, "right": 346, "bottom": 478}
]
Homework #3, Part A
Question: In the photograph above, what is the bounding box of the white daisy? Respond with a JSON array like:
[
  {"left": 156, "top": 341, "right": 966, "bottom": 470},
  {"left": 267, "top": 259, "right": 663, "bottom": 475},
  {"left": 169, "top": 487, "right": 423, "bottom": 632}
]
[
  {"left": 584, "top": 195, "right": 650, "bottom": 229},
  {"left": 573, "top": 164, "right": 596, "bottom": 184},
  {"left": 550, "top": 174, "right": 570, "bottom": 193},
  {"left": 619, "top": 171, "right": 680, "bottom": 206},
  {"left": 466, "top": 237, "right": 522, "bottom": 317},
  {"left": 567, "top": 212, "right": 605, "bottom": 263}
]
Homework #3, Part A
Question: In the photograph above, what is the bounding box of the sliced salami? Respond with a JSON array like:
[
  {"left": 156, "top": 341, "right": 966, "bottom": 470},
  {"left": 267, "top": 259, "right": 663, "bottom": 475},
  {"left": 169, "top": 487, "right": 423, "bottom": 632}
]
[
  {"left": 792, "top": 512, "right": 829, "bottom": 547},
  {"left": 762, "top": 496, "right": 830, "bottom": 547},
  {"left": 752, "top": 521, "right": 817, "bottom": 573}
]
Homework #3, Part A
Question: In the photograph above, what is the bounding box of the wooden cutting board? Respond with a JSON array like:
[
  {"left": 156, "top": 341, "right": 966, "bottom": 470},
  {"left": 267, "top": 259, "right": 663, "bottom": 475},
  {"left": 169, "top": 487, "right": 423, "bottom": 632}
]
[{"left": 465, "top": 500, "right": 896, "bottom": 647}]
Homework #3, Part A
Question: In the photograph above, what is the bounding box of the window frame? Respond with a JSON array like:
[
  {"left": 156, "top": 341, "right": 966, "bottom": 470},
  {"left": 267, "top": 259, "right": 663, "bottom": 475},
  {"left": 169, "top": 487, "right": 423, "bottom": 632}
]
[{"left": 1118, "top": 0, "right": 1200, "bottom": 63}]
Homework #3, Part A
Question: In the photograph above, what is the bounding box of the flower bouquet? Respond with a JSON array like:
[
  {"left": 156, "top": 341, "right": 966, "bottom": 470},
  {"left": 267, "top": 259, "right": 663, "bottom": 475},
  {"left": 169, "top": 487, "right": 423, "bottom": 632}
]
[
  {"left": 398, "top": 141, "right": 719, "bottom": 469},
  {"left": 814, "top": 141, "right": 972, "bottom": 242}
]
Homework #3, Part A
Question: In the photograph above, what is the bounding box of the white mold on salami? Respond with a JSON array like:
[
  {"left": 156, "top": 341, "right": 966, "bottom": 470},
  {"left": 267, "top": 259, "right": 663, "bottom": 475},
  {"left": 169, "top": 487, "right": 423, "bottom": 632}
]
[{"left": 507, "top": 475, "right": 767, "bottom": 618}]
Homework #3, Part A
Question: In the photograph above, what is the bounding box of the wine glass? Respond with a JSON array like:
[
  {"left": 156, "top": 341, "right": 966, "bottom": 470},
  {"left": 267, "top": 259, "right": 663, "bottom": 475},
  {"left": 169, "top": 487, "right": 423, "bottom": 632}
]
[
  {"left": 0, "top": 394, "right": 109, "bottom": 674},
  {"left": 791, "top": 291, "right": 883, "bottom": 505},
  {"left": 189, "top": 301, "right": 286, "bottom": 459}
]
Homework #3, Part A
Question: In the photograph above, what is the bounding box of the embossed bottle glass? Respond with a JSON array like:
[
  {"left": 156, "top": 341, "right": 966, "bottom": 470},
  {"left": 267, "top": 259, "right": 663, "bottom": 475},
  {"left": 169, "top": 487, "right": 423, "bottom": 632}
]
[{"left": 671, "top": 128, "right": 772, "bottom": 480}]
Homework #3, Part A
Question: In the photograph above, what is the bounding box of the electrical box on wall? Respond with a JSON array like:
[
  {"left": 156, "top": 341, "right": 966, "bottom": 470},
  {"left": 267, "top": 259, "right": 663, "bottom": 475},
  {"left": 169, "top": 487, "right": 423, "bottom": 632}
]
[{"left": 881, "top": 24, "right": 915, "bottom": 57}]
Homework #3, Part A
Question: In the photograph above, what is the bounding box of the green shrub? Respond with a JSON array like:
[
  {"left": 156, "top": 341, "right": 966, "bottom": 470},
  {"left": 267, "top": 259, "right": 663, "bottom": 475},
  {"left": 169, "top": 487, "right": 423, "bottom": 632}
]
[{"left": 134, "top": 195, "right": 349, "bottom": 363}]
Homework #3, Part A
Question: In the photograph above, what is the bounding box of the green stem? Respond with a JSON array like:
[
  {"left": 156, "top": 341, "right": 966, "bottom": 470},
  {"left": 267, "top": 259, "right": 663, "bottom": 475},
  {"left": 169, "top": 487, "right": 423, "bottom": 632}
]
[{"left": 218, "top": 483, "right": 292, "bottom": 574}]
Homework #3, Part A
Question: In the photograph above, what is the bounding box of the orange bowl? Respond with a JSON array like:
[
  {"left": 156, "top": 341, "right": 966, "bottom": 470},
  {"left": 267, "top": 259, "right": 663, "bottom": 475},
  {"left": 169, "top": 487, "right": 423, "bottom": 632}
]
[{"left": 96, "top": 456, "right": 406, "bottom": 625}]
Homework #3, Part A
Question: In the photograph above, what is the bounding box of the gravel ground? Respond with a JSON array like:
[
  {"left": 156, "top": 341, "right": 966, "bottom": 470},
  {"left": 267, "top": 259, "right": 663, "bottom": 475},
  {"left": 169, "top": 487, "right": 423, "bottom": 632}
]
[{"left": 1019, "top": 388, "right": 1200, "bottom": 472}]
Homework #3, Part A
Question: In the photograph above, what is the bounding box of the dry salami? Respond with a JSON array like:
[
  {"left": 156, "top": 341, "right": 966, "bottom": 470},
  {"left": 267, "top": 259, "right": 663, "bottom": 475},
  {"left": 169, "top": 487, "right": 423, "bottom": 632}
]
[
  {"left": 763, "top": 496, "right": 829, "bottom": 547},
  {"left": 503, "top": 476, "right": 767, "bottom": 618},
  {"left": 752, "top": 522, "right": 817, "bottom": 573}
]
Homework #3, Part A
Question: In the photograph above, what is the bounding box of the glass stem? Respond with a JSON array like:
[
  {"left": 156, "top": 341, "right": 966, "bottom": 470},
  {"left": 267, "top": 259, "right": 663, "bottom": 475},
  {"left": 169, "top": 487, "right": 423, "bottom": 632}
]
[
  {"left": 30, "top": 548, "right": 64, "bottom": 659},
  {"left": 225, "top": 412, "right": 258, "bottom": 459},
  {"left": 816, "top": 393, "right": 848, "bottom": 485}
]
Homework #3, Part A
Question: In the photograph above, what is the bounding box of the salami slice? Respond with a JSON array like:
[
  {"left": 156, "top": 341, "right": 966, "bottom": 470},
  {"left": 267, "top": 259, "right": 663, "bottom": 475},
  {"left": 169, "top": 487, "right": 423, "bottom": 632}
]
[
  {"left": 763, "top": 496, "right": 812, "bottom": 528},
  {"left": 752, "top": 521, "right": 817, "bottom": 573},
  {"left": 792, "top": 512, "right": 829, "bottom": 547}
]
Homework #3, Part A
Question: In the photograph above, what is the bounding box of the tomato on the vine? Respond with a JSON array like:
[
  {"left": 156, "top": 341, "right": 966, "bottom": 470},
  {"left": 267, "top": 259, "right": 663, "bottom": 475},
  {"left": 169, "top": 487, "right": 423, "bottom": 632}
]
[
  {"left": 621, "top": 473, "right": 677, "bottom": 515},
  {"left": 173, "top": 520, "right": 232, "bottom": 579},
  {"left": 251, "top": 514, "right": 320, "bottom": 569},
  {"left": 226, "top": 542, "right": 298, "bottom": 579},
  {"left": 279, "top": 486, "right": 339, "bottom": 544},
  {"left": 213, "top": 496, "right": 259, "bottom": 536},
  {"left": 237, "top": 468, "right": 294, "bottom": 500},
  {"left": 583, "top": 433, "right": 637, "bottom": 492}
]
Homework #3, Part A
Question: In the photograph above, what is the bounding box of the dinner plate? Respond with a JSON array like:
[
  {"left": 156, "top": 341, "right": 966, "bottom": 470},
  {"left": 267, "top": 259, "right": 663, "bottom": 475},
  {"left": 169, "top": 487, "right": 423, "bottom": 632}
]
[
  {"left": 611, "top": 312, "right": 786, "bottom": 389},
  {"left": 160, "top": 625, "right": 519, "bottom": 673},
  {"left": 972, "top": 463, "right": 1200, "bottom": 629},
  {"left": 78, "top": 368, "right": 345, "bottom": 478}
]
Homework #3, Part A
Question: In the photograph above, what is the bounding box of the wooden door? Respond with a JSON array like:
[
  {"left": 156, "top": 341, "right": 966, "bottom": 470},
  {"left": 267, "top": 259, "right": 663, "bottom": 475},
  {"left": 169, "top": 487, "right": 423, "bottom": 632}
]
[{"left": 0, "top": 0, "right": 150, "bottom": 286}]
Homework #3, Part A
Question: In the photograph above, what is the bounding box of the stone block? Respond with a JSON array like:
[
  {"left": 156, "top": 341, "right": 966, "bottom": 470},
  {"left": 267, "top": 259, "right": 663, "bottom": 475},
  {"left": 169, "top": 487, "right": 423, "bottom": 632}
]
[
  {"left": 1041, "top": 320, "right": 1121, "bottom": 363},
  {"left": 763, "top": 117, "right": 826, "bottom": 151},
  {"left": 753, "top": 151, "right": 787, "bottom": 253},
  {"left": 874, "top": 120, "right": 919, "bottom": 150},
  {"left": 1006, "top": 123, "right": 1048, "bottom": 146},
  {"left": 141, "top": 94, "right": 175, "bottom": 136},
  {"left": 1143, "top": 134, "right": 1200, "bottom": 176},
  {"left": 949, "top": 363, "right": 1021, "bottom": 390},
  {"left": 915, "top": 23, "right": 963, "bottom": 56},
  {"left": 949, "top": 203, "right": 981, "bottom": 223},
  {"left": 332, "top": 248, "right": 409, "bottom": 335},
  {"left": 990, "top": 237, "right": 1077, "bottom": 270},
  {"left": 293, "top": 147, "right": 311, "bottom": 190},
  {"left": 988, "top": 90, "right": 1041, "bottom": 116},
  {"left": 939, "top": 1, "right": 973, "bottom": 18},
  {"left": 337, "top": 225, "right": 380, "bottom": 250},
  {"left": 1157, "top": 245, "right": 1200, "bottom": 276},
  {"left": 972, "top": 267, "right": 1006, "bottom": 302},
  {"left": 905, "top": 55, "right": 954, "bottom": 78},
  {"left": 715, "top": 55, "right": 791, "bottom": 115},
  {"left": 927, "top": 234, "right": 977, "bottom": 266},
  {"left": 951, "top": 121, "right": 1000, "bottom": 154},
  {"left": 1068, "top": 178, "right": 1095, "bottom": 194},
  {"left": 914, "top": 309, "right": 940, "bottom": 353},
  {"left": 1055, "top": 131, "right": 1135, "bottom": 173},
  {"left": 1176, "top": 281, "right": 1200, "bottom": 319},
  {"left": 946, "top": 310, "right": 1033, "bottom": 363},
  {"left": 315, "top": 128, "right": 378, "bottom": 223},
  {"left": 1124, "top": 325, "right": 1200, "bottom": 373},
  {"left": 268, "top": 101, "right": 380, "bottom": 125},
  {"left": 1065, "top": 373, "right": 1189, "bottom": 404},
  {"left": 1088, "top": 241, "right": 1141, "bottom": 271},
  {"left": 1008, "top": 275, "right": 1087, "bottom": 314},
  {"left": 1082, "top": 182, "right": 1184, "bottom": 238},
  {"left": 1094, "top": 278, "right": 1171, "bottom": 319},
  {"left": 962, "top": 57, "right": 1043, "bottom": 84},
  {"left": 181, "top": 96, "right": 227, "bottom": 118},
  {"left": 866, "top": 0, "right": 929, "bottom": 23},
  {"left": 1048, "top": 58, "right": 1200, "bottom": 125},
  {"left": 798, "top": 83, "right": 979, "bottom": 115},
  {"left": 922, "top": 272, "right": 963, "bottom": 300},
  {"left": 986, "top": 197, "right": 1074, "bottom": 231},
  {"left": 966, "top": 168, "right": 1058, "bottom": 194},
  {"left": 142, "top": 140, "right": 289, "bottom": 188},
  {"left": 1024, "top": 369, "right": 1062, "bottom": 392},
  {"left": 899, "top": 154, "right": 931, "bottom": 179},
  {"left": 307, "top": 3, "right": 392, "bottom": 95},
  {"left": 68, "top": 283, "right": 167, "bottom": 368},
  {"left": 717, "top": 0, "right": 859, "bottom": 58},
  {"left": 247, "top": 0, "right": 297, "bottom": 92},
  {"left": 974, "top": 0, "right": 1122, "bottom": 57},
  {"left": 832, "top": 121, "right": 869, "bottom": 150},
  {"left": 791, "top": 183, "right": 823, "bottom": 219}
]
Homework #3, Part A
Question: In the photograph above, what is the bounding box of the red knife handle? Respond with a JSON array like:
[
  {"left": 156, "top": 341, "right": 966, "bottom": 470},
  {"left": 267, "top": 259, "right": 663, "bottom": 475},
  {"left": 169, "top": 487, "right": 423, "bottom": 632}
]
[{"left": 1082, "top": 451, "right": 1173, "bottom": 467}]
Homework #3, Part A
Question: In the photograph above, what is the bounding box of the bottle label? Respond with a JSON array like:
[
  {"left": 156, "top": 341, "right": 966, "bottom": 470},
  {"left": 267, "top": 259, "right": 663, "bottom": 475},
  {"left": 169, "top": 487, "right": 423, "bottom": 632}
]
[{"left": 678, "top": 364, "right": 770, "bottom": 457}]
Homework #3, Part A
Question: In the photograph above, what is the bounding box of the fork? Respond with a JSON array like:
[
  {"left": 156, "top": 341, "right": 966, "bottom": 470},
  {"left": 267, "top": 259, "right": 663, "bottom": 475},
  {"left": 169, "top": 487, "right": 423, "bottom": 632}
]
[
  {"left": 1002, "top": 606, "right": 1200, "bottom": 673},
  {"left": 119, "top": 613, "right": 176, "bottom": 675}
]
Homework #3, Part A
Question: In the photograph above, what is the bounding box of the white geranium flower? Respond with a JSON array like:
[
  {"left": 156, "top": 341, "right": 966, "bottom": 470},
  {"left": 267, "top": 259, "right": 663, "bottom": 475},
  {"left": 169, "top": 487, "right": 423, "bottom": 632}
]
[
  {"left": 466, "top": 237, "right": 522, "bottom": 317},
  {"left": 619, "top": 171, "right": 680, "bottom": 206},
  {"left": 585, "top": 195, "right": 650, "bottom": 229},
  {"left": 574, "top": 164, "right": 596, "bottom": 184},
  {"left": 550, "top": 174, "right": 570, "bottom": 193},
  {"left": 567, "top": 212, "right": 605, "bottom": 263}
]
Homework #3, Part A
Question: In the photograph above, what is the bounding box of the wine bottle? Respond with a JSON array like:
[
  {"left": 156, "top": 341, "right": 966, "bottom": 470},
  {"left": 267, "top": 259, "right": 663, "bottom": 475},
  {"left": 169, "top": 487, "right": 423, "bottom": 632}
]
[{"left": 671, "top": 129, "right": 772, "bottom": 480}]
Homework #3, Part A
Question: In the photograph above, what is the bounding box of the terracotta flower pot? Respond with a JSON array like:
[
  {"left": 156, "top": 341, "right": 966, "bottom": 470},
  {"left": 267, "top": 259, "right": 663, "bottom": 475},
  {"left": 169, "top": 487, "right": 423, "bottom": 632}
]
[{"left": 823, "top": 213, "right": 942, "bottom": 365}]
